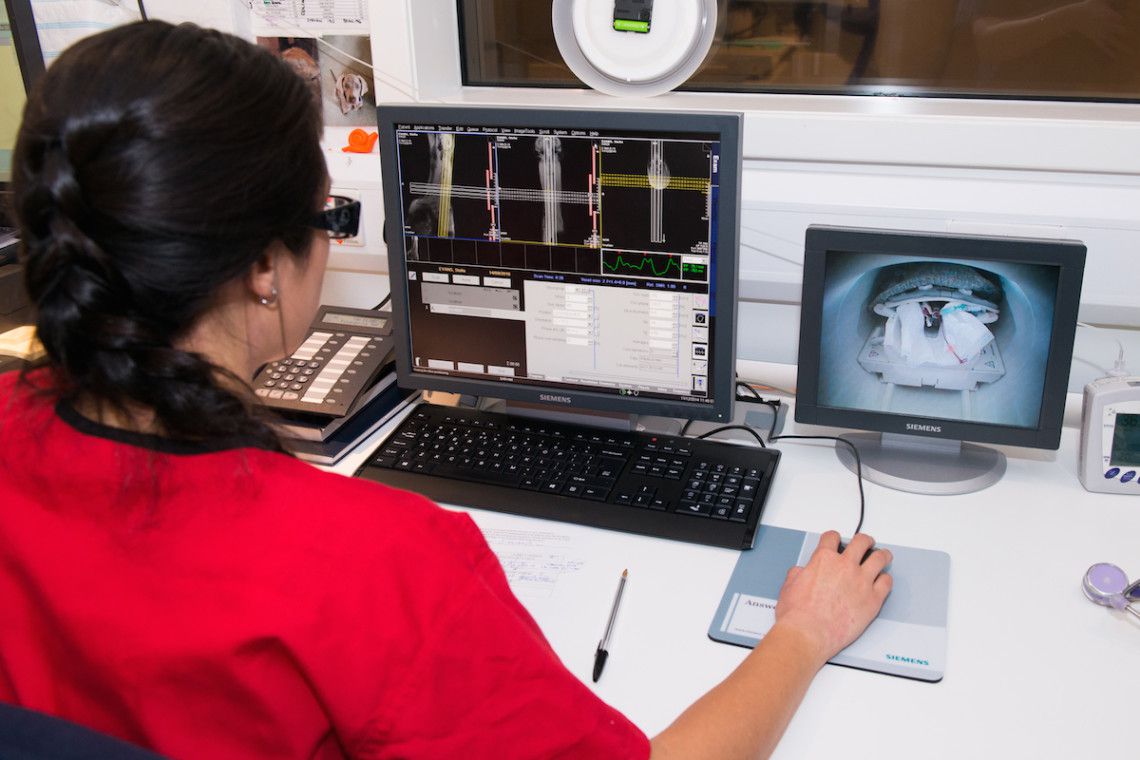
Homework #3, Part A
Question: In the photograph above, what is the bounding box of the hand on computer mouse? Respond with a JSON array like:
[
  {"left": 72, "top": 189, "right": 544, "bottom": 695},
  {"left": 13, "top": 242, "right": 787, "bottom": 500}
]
[{"left": 773, "top": 531, "right": 892, "bottom": 667}]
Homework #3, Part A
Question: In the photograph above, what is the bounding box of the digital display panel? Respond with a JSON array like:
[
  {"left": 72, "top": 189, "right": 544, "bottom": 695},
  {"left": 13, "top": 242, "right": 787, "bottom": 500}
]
[
  {"left": 1110, "top": 413, "right": 1140, "bottom": 466},
  {"left": 390, "top": 118, "right": 722, "bottom": 408},
  {"left": 323, "top": 312, "right": 387, "bottom": 329},
  {"left": 815, "top": 251, "right": 1061, "bottom": 429}
]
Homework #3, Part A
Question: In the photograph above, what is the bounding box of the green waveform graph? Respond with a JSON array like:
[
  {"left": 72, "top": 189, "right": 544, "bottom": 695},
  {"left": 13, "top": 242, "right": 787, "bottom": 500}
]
[{"left": 601, "top": 251, "right": 682, "bottom": 279}]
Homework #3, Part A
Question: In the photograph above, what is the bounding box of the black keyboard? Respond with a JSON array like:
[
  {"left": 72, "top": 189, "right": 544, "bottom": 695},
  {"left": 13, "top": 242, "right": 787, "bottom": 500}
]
[{"left": 355, "top": 404, "right": 781, "bottom": 549}]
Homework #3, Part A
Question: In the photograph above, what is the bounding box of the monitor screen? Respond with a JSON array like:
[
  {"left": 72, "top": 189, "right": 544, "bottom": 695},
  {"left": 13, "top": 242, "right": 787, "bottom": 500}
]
[
  {"left": 2, "top": 0, "right": 44, "bottom": 226},
  {"left": 1, "top": 3, "right": 28, "bottom": 188},
  {"left": 378, "top": 106, "right": 742, "bottom": 422},
  {"left": 797, "top": 226, "right": 1086, "bottom": 452}
]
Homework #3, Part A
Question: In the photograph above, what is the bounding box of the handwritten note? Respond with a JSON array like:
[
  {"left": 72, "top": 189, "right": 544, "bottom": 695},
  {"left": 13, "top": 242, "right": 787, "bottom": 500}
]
[
  {"left": 247, "top": 0, "right": 368, "bottom": 35},
  {"left": 482, "top": 527, "right": 586, "bottom": 600}
]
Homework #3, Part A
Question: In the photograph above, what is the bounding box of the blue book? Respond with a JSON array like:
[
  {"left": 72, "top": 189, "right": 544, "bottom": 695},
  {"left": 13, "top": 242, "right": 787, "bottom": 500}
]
[{"left": 286, "top": 380, "right": 418, "bottom": 465}]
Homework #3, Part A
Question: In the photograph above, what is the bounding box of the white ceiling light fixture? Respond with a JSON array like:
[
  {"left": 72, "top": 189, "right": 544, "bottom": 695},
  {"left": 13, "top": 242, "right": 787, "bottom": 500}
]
[{"left": 552, "top": 0, "right": 719, "bottom": 97}]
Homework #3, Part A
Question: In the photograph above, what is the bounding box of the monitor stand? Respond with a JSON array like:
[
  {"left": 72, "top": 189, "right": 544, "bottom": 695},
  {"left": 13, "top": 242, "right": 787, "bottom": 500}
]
[{"left": 834, "top": 432, "right": 1006, "bottom": 496}]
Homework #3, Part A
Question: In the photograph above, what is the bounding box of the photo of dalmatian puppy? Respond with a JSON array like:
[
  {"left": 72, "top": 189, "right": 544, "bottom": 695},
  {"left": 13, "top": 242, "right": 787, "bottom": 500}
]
[{"left": 331, "top": 69, "right": 369, "bottom": 115}]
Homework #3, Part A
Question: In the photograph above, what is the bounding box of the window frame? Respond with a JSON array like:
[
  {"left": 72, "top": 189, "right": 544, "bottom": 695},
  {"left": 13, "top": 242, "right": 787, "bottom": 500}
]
[{"left": 381, "top": 1, "right": 1140, "bottom": 175}]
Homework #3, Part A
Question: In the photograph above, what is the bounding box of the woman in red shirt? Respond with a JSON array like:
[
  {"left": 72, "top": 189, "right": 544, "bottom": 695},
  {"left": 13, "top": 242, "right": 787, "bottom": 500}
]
[{"left": 0, "top": 20, "right": 891, "bottom": 759}]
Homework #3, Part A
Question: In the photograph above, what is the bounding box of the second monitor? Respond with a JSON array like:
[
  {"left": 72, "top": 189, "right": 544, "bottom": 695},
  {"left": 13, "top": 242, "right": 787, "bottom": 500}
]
[{"left": 796, "top": 225, "right": 1086, "bottom": 495}]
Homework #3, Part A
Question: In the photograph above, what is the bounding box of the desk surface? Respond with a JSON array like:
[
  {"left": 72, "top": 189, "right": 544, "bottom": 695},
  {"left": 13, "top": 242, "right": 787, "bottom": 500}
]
[{"left": 333, "top": 398, "right": 1140, "bottom": 760}]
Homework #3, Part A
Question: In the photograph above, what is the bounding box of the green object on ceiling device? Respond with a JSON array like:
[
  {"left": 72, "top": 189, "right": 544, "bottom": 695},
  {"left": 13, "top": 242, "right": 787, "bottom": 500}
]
[{"left": 613, "top": 0, "right": 653, "bottom": 33}]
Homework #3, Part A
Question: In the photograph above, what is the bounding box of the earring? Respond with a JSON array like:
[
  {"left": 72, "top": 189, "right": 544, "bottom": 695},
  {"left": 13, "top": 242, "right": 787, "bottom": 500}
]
[{"left": 259, "top": 287, "right": 278, "bottom": 307}]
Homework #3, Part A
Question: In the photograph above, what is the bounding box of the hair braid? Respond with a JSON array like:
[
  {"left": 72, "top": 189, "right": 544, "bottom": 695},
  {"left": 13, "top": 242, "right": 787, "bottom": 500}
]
[{"left": 13, "top": 21, "right": 326, "bottom": 451}]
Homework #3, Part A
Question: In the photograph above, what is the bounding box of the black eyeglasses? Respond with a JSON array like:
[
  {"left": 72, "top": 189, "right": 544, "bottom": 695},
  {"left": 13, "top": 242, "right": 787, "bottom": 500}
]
[{"left": 311, "top": 195, "right": 361, "bottom": 240}]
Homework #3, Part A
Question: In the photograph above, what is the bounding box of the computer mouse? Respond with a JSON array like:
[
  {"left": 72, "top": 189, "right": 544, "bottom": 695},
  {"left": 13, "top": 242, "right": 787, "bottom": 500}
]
[{"left": 838, "top": 542, "right": 875, "bottom": 564}]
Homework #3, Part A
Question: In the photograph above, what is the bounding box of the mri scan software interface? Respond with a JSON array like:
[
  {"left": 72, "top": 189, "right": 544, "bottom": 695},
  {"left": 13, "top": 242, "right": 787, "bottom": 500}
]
[{"left": 377, "top": 105, "right": 742, "bottom": 421}]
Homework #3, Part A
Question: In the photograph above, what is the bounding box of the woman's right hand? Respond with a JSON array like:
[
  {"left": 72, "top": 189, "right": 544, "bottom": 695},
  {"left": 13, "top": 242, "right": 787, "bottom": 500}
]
[{"left": 773, "top": 531, "right": 893, "bottom": 667}]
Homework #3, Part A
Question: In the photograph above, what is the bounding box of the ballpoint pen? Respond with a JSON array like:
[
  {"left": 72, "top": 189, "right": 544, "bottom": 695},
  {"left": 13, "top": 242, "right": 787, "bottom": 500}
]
[{"left": 593, "top": 568, "right": 628, "bottom": 683}]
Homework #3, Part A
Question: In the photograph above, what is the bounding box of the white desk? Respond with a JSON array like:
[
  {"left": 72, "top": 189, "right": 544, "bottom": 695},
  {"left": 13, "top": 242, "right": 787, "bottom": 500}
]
[{"left": 333, "top": 398, "right": 1140, "bottom": 759}]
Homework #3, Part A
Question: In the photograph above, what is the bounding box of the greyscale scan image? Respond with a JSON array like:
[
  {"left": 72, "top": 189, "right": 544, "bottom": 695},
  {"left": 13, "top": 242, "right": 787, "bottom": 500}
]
[{"left": 392, "top": 120, "right": 720, "bottom": 405}]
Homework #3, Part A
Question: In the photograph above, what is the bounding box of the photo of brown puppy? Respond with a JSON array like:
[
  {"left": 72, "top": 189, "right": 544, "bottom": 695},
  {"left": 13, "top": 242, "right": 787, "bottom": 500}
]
[{"left": 257, "top": 37, "right": 322, "bottom": 107}]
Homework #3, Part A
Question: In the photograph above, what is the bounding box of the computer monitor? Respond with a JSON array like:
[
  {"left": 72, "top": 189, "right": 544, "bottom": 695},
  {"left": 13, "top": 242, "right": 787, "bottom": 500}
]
[
  {"left": 2, "top": 0, "right": 45, "bottom": 227},
  {"left": 377, "top": 105, "right": 742, "bottom": 424},
  {"left": 796, "top": 225, "right": 1086, "bottom": 495}
]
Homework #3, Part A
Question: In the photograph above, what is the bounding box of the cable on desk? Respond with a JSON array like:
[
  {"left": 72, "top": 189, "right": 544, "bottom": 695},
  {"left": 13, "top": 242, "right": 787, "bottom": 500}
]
[
  {"left": 687, "top": 398, "right": 868, "bottom": 537},
  {"left": 737, "top": 379, "right": 797, "bottom": 397},
  {"left": 680, "top": 392, "right": 779, "bottom": 441},
  {"left": 770, "top": 434, "right": 867, "bottom": 537},
  {"left": 372, "top": 293, "right": 391, "bottom": 310},
  {"left": 695, "top": 424, "right": 767, "bottom": 448},
  {"left": 735, "top": 381, "right": 763, "bottom": 400}
]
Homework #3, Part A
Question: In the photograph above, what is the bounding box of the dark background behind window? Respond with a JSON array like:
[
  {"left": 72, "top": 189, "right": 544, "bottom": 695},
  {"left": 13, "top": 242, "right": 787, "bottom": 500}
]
[{"left": 459, "top": 0, "right": 1140, "bottom": 101}]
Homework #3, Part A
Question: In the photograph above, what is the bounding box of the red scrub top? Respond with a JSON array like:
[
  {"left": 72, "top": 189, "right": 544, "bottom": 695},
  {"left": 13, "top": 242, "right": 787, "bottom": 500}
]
[{"left": 0, "top": 371, "right": 649, "bottom": 759}]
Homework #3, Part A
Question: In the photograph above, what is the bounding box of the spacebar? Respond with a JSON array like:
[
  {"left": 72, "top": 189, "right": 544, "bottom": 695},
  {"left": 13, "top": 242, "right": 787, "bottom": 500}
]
[{"left": 431, "top": 464, "right": 522, "bottom": 487}]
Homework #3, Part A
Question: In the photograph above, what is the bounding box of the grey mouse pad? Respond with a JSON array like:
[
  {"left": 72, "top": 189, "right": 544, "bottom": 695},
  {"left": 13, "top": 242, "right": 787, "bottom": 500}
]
[{"left": 708, "top": 525, "right": 949, "bottom": 682}]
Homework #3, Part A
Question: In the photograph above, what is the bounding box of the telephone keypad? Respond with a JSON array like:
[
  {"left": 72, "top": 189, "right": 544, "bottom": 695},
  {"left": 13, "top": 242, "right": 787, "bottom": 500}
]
[{"left": 252, "top": 307, "right": 393, "bottom": 417}]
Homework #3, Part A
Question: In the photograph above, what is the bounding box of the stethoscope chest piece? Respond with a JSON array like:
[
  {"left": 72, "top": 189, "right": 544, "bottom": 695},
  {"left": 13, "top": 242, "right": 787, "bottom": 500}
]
[{"left": 1083, "top": 563, "right": 1140, "bottom": 618}]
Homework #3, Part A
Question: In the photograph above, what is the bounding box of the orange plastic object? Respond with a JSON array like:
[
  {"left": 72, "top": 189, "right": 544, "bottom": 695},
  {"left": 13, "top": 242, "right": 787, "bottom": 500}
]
[{"left": 342, "top": 129, "right": 379, "bottom": 153}]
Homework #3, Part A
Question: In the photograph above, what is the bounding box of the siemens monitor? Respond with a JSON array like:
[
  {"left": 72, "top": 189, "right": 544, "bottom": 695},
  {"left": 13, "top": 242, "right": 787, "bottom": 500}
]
[
  {"left": 796, "top": 225, "right": 1085, "bottom": 495},
  {"left": 377, "top": 105, "right": 742, "bottom": 424}
]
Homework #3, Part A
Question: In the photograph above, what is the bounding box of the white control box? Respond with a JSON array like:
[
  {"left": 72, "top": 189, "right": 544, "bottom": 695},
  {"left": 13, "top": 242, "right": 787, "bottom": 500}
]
[{"left": 1079, "top": 376, "right": 1140, "bottom": 494}]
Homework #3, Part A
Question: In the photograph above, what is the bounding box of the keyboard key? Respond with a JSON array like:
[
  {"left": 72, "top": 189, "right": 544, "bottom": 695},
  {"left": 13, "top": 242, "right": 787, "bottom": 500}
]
[
  {"left": 677, "top": 501, "right": 712, "bottom": 516},
  {"left": 730, "top": 500, "right": 752, "bottom": 523}
]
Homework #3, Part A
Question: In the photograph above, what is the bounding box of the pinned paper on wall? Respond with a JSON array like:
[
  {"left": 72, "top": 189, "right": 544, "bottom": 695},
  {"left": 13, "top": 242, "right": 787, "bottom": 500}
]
[
  {"left": 29, "top": 0, "right": 140, "bottom": 64},
  {"left": 246, "top": 0, "right": 367, "bottom": 37}
]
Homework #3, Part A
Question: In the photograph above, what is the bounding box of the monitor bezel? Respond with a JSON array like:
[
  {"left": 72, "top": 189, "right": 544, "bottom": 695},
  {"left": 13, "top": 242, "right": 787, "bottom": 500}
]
[
  {"left": 377, "top": 104, "right": 742, "bottom": 422},
  {"left": 2, "top": 0, "right": 45, "bottom": 225},
  {"left": 795, "top": 225, "right": 1086, "bottom": 450}
]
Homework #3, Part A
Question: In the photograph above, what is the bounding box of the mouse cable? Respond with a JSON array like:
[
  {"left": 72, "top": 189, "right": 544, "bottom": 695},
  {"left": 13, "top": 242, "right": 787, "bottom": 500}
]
[
  {"left": 683, "top": 389, "right": 783, "bottom": 443},
  {"left": 689, "top": 410, "right": 867, "bottom": 537},
  {"left": 372, "top": 293, "right": 391, "bottom": 310},
  {"left": 769, "top": 434, "right": 866, "bottom": 537},
  {"left": 694, "top": 424, "right": 767, "bottom": 448}
]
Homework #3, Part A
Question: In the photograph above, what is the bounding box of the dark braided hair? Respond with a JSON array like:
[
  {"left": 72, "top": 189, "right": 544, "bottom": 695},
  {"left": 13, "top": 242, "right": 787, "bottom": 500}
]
[{"left": 12, "top": 21, "right": 326, "bottom": 450}]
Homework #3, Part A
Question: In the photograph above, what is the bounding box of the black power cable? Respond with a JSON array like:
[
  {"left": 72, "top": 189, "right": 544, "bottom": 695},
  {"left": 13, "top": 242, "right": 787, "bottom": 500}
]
[
  {"left": 769, "top": 434, "right": 867, "bottom": 537},
  {"left": 684, "top": 398, "right": 869, "bottom": 538}
]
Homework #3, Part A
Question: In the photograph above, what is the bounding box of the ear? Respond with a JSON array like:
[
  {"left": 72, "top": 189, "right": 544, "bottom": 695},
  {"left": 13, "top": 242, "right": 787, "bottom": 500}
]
[
  {"left": 360, "top": 77, "right": 369, "bottom": 96},
  {"left": 245, "top": 247, "right": 282, "bottom": 305}
]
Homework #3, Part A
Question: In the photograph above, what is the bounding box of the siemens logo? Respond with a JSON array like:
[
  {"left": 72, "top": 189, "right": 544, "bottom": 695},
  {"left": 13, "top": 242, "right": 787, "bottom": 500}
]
[
  {"left": 539, "top": 394, "right": 573, "bottom": 405},
  {"left": 886, "top": 653, "right": 930, "bottom": 666},
  {"left": 905, "top": 423, "right": 942, "bottom": 433}
]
